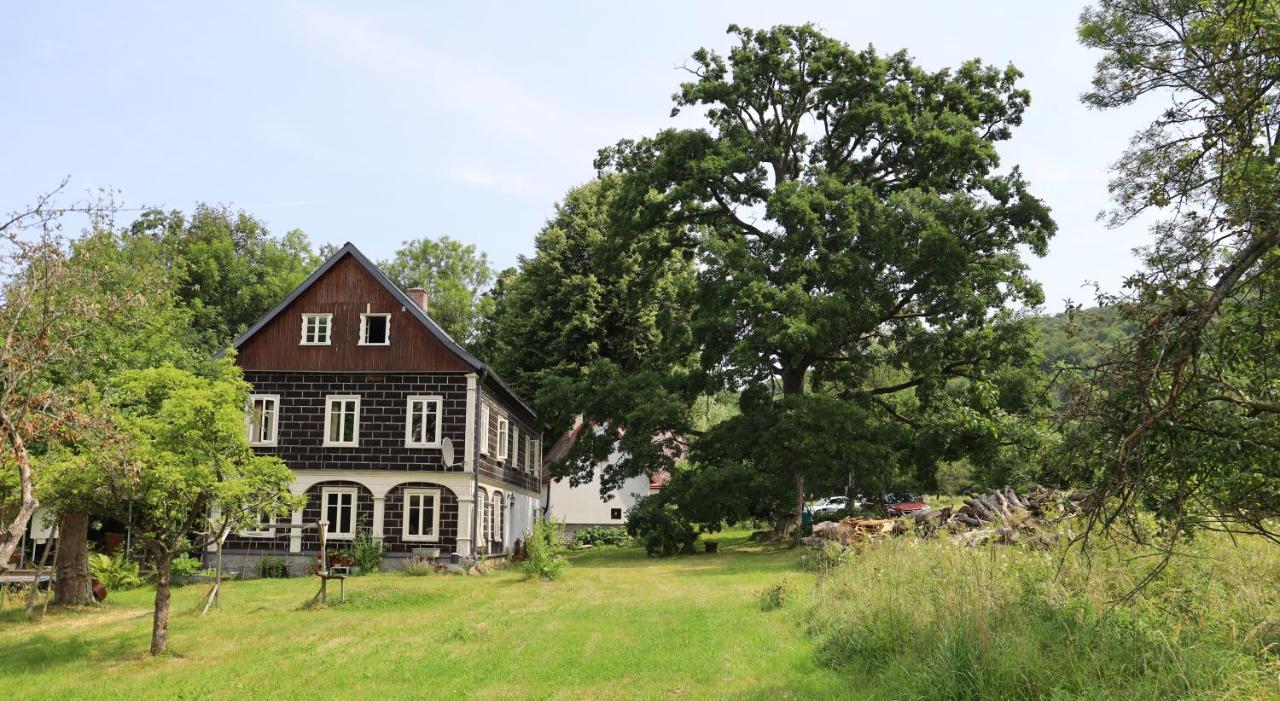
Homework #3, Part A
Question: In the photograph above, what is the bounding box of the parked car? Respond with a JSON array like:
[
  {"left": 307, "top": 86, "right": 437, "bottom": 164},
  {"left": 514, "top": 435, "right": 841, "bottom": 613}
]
[
  {"left": 811, "top": 496, "right": 849, "bottom": 516},
  {"left": 880, "top": 492, "right": 929, "bottom": 517}
]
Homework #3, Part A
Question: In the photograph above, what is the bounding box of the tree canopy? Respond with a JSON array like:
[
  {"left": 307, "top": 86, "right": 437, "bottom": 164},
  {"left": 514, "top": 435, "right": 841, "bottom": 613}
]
[{"left": 381, "top": 236, "right": 495, "bottom": 346}]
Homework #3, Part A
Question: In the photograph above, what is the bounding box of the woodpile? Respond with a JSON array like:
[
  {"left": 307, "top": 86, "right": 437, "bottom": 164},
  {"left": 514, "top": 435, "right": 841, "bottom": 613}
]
[{"left": 808, "top": 486, "right": 1085, "bottom": 551}]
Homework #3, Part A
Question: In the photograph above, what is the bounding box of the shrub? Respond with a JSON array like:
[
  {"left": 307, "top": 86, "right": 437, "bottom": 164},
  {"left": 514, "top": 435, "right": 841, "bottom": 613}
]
[
  {"left": 350, "top": 528, "right": 386, "bottom": 573},
  {"left": 169, "top": 553, "right": 209, "bottom": 580},
  {"left": 573, "top": 526, "right": 632, "bottom": 548},
  {"left": 89, "top": 553, "right": 143, "bottom": 591},
  {"left": 626, "top": 496, "right": 697, "bottom": 557},
  {"left": 258, "top": 556, "right": 289, "bottom": 579},
  {"left": 401, "top": 556, "right": 438, "bottom": 577},
  {"left": 523, "top": 518, "right": 568, "bottom": 581},
  {"left": 801, "top": 540, "right": 851, "bottom": 573},
  {"left": 758, "top": 579, "right": 790, "bottom": 611}
]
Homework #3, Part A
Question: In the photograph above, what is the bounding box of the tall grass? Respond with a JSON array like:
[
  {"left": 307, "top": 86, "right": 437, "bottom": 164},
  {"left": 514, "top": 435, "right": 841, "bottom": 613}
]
[{"left": 807, "top": 532, "right": 1280, "bottom": 700}]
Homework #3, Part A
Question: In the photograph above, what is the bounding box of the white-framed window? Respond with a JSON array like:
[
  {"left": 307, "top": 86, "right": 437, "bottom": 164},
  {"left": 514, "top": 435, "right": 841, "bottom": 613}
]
[
  {"left": 239, "top": 510, "right": 275, "bottom": 538},
  {"left": 476, "top": 487, "right": 489, "bottom": 549},
  {"left": 492, "top": 490, "right": 504, "bottom": 545},
  {"left": 497, "top": 417, "right": 509, "bottom": 461},
  {"left": 321, "top": 487, "right": 357, "bottom": 540},
  {"left": 525, "top": 435, "right": 533, "bottom": 474},
  {"left": 402, "top": 488, "right": 441, "bottom": 542},
  {"left": 479, "top": 404, "right": 491, "bottom": 456},
  {"left": 323, "top": 395, "right": 360, "bottom": 447},
  {"left": 511, "top": 425, "right": 520, "bottom": 469},
  {"left": 485, "top": 490, "right": 497, "bottom": 541},
  {"left": 247, "top": 394, "right": 280, "bottom": 446},
  {"left": 405, "top": 395, "right": 443, "bottom": 448},
  {"left": 300, "top": 313, "right": 332, "bottom": 345},
  {"left": 359, "top": 312, "right": 391, "bottom": 346}
]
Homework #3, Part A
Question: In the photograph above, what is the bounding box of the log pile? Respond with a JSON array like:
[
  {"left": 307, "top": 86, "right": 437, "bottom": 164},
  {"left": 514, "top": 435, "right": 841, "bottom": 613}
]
[{"left": 808, "top": 486, "right": 1085, "bottom": 551}]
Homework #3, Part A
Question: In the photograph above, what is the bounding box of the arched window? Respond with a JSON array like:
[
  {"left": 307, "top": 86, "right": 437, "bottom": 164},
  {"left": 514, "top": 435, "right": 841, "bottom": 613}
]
[{"left": 492, "top": 490, "right": 504, "bottom": 547}]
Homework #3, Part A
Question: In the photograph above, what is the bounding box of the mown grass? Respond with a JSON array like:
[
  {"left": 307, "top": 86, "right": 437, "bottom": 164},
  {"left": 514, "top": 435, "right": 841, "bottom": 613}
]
[
  {"left": 0, "top": 531, "right": 843, "bottom": 700},
  {"left": 2, "top": 528, "right": 1277, "bottom": 700},
  {"left": 807, "top": 532, "right": 1280, "bottom": 700}
]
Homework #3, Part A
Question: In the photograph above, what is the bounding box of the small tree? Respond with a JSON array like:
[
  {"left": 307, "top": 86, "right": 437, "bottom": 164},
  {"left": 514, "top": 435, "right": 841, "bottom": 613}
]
[{"left": 102, "top": 358, "right": 298, "bottom": 655}]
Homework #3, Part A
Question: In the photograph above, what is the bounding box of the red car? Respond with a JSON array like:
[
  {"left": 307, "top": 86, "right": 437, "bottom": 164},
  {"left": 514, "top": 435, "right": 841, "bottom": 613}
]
[{"left": 882, "top": 492, "right": 928, "bottom": 517}]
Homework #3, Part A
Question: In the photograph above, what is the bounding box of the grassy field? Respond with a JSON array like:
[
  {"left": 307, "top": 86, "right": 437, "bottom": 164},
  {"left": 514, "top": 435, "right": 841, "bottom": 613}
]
[
  {"left": 1, "top": 529, "right": 1277, "bottom": 700},
  {"left": 0, "top": 531, "right": 844, "bottom": 700}
]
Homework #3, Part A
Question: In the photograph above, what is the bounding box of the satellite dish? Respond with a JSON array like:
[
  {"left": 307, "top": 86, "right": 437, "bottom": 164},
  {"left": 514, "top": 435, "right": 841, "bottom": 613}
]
[{"left": 441, "top": 437, "right": 455, "bottom": 468}]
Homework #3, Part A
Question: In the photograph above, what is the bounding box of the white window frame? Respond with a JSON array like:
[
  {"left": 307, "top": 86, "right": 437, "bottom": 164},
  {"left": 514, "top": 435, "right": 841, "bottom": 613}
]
[
  {"left": 401, "top": 488, "right": 441, "bottom": 542},
  {"left": 321, "top": 487, "right": 357, "bottom": 540},
  {"left": 525, "top": 435, "right": 533, "bottom": 474},
  {"left": 477, "top": 487, "right": 489, "bottom": 550},
  {"left": 358, "top": 312, "right": 392, "bottom": 346},
  {"left": 247, "top": 393, "right": 280, "bottom": 447},
  {"left": 497, "top": 417, "right": 509, "bottom": 461},
  {"left": 300, "top": 313, "right": 332, "bottom": 346},
  {"left": 239, "top": 510, "right": 275, "bottom": 538},
  {"left": 511, "top": 426, "right": 520, "bottom": 469},
  {"left": 404, "top": 395, "right": 444, "bottom": 448},
  {"left": 479, "top": 404, "right": 491, "bottom": 456},
  {"left": 492, "top": 490, "right": 504, "bottom": 546},
  {"left": 323, "top": 395, "right": 361, "bottom": 447}
]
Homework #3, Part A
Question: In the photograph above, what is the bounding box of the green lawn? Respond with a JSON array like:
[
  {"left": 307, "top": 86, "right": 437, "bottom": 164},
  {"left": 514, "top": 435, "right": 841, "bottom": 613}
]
[{"left": 0, "top": 532, "right": 845, "bottom": 700}]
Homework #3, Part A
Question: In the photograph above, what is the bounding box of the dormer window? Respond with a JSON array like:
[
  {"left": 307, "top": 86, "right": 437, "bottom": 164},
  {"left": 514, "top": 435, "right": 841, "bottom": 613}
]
[
  {"left": 301, "top": 313, "right": 332, "bottom": 345},
  {"left": 360, "top": 313, "right": 391, "bottom": 346}
]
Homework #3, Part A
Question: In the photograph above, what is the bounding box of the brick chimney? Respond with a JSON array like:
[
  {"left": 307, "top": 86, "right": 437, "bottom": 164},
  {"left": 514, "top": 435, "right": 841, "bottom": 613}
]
[{"left": 406, "top": 287, "right": 429, "bottom": 312}]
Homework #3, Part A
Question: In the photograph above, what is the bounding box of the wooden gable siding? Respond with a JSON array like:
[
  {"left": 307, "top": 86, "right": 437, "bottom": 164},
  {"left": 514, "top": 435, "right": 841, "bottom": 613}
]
[{"left": 237, "top": 254, "right": 471, "bottom": 372}]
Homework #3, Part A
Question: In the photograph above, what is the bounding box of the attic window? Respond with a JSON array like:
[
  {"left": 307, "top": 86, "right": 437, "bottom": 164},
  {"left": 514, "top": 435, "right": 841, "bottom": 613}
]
[
  {"left": 360, "top": 313, "right": 390, "bottom": 346},
  {"left": 301, "top": 314, "right": 332, "bottom": 345}
]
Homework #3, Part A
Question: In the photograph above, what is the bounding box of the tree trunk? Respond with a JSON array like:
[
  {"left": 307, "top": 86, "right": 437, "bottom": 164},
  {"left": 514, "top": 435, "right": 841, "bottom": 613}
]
[
  {"left": 150, "top": 552, "right": 174, "bottom": 655},
  {"left": 0, "top": 412, "right": 39, "bottom": 575},
  {"left": 53, "top": 513, "right": 93, "bottom": 605},
  {"left": 780, "top": 365, "right": 807, "bottom": 534}
]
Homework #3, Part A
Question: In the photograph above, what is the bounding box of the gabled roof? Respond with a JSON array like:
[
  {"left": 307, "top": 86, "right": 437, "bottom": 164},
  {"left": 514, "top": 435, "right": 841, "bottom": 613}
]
[{"left": 227, "top": 242, "right": 535, "bottom": 419}]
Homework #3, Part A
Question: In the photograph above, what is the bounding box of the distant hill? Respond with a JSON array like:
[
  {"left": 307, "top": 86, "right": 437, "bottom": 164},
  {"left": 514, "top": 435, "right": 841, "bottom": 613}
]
[{"left": 1032, "top": 306, "right": 1133, "bottom": 370}]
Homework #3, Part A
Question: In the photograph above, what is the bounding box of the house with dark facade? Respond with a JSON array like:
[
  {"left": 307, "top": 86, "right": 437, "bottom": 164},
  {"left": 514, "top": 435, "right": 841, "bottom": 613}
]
[{"left": 214, "top": 243, "right": 542, "bottom": 573}]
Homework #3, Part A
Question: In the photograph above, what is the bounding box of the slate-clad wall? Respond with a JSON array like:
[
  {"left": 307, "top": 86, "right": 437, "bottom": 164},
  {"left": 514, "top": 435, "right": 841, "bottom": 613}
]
[{"left": 244, "top": 371, "right": 469, "bottom": 471}]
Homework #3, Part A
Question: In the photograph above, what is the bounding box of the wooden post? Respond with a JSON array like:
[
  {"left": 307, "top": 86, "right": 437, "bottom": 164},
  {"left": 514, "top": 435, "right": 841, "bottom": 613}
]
[{"left": 316, "top": 519, "right": 328, "bottom": 605}]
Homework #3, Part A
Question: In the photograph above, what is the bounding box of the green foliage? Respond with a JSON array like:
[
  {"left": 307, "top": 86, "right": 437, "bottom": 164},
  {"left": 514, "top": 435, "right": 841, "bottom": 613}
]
[
  {"left": 1062, "top": 0, "right": 1280, "bottom": 545},
  {"left": 801, "top": 541, "right": 851, "bottom": 574},
  {"left": 523, "top": 518, "right": 569, "bottom": 581},
  {"left": 757, "top": 579, "right": 791, "bottom": 611},
  {"left": 258, "top": 556, "right": 289, "bottom": 579},
  {"left": 625, "top": 495, "right": 697, "bottom": 557},
  {"left": 572, "top": 526, "right": 632, "bottom": 548},
  {"left": 127, "top": 204, "right": 321, "bottom": 353},
  {"left": 89, "top": 552, "right": 143, "bottom": 591},
  {"left": 169, "top": 553, "right": 207, "bottom": 579},
  {"left": 476, "top": 177, "right": 696, "bottom": 491},
  {"left": 380, "top": 235, "right": 494, "bottom": 346},
  {"left": 350, "top": 528, "right": 387, "bottom": 573}
]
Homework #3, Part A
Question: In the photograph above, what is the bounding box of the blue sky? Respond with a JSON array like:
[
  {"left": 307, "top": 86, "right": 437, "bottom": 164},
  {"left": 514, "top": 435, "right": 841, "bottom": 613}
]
[{"left": 1, "top": 1, "right": 1157, "bottom": 311}]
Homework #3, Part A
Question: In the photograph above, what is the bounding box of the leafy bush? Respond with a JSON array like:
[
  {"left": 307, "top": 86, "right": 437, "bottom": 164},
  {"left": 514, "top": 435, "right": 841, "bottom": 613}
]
[
  {"left": 350, "top": 528, "right": 386, "bottom": 573},
  {"left": 523, "top": 518, "right": 568, "bottom": 581},
  {"left": 89, "top": 553, "right": 143, "bottom": 591},
  {"left": 170, "top": 553, "right": 208, "bottom": 579},
  {"left": 258, "top": 556, "right": 289, "bottom": 579},
  {"left": 758, "top": 579, "right": 791, "bottom": 611},
  {"left": 626, "top": 496, "right": 696, "bottom": 556},
  {"left": 573, "top": 526, "right": 632, "bottom": 548}
]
